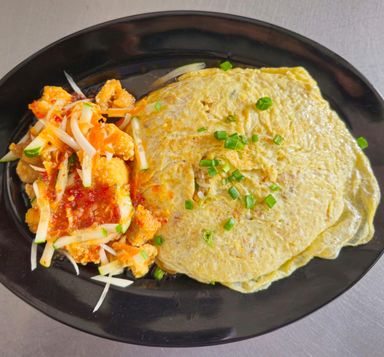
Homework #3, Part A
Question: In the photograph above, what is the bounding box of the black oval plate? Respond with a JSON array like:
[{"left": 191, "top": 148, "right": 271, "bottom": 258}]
[{"left": 0, "top": 11, "right": 383, "bottom": 347}]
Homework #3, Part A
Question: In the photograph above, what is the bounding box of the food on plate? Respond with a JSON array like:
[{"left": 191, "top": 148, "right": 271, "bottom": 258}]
[{"left": 1, "top": 63, "right": 379, "bottom": 306}]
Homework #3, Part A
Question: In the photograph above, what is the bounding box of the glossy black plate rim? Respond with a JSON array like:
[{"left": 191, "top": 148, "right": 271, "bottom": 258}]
[{"left": 0, "top": 10, "right": 383, "bottom": 347}]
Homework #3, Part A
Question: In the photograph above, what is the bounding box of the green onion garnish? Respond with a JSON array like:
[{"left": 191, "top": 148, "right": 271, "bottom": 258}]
[
  {"left": 224, "top": 133, "right": 245, "bottom": 150},
  {"left": 154, "top": 266, "right": 165, "bottom": 280},
  {"left": 222, "top": 178, "right": 229, "bottom": 185},
  {"left": 228, "top": 186, "right": 240, "bottom": 200},
  {"left": 273, "top": 135, "right": 284, "bottom": 145},
  {"left": 154, "top": 102, "right": 162, "bottom": 111},
  {"left": 256, "top": 97, "right": 273, "bottom": 110},
  {"left": 230, "top": 169, "right": 245, "bottom": 181},
  {"left": 202, "top": 230, "right": 214, "bottom": 247},
  {"left": 357, "top": 136, "right": 368, "bottom": 149},
  {"left": 264, "top": 194, "right": 277, "bottom": 208},
  {"left": 197, "top": 127, "right": 207, "bottom": 133},
  {"left": 245, "top": 194, "right": 255, "bottom": 209},
  {"left": 226, "top": 114, "right": 237, "bottom": 122},
  {"left": 219, "top": 61, "right": 233, "bottom": 71},
  {"left": 251, "top": 134, "right": 259, "bottom": 143},
  {"left": 140, "top": 250, "right": 148, "bottom": 260},
  {"left": 101, "top": 228, "right": 108, "bottom": 237},
  {"left": 115, "top": 224, "right": 123, "bottom": 233},
  {"left": 224, "top": 217, "right": 236, "bottom": 231},
  {"left": 222, "top": 162, "right": 231, "bottom": 173},
  {"left": 199, "top": 159, "right": 215, "bottom": 167},
  {"left": 214, "top": 131, "right": 228, "bottom": 140},
  {"left": 185, "top": 199, "right": 194, "bottom": 210},
  {"left": 208, "top": 167, "right": 218, "bottom": 177},
  {"left": 239, "top": 135, "right": 248, "bottom": 145},
  {"left": 269, "top": 183, "right": 280, "bottom": 191},
  {"left": 153, "top": 235, "right": 164, "bottom": 246}
]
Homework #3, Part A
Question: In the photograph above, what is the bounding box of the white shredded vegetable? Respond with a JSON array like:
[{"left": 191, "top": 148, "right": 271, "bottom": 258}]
[
  {"left": 80, "top": 104, "right": 93, "bottom": 124},
  {"left": 91, "top": 275, "right": 133, "bottom": 288},
  {"left": 100, "top": 243, "right": 117, "bottom": 256},
  {"left": 70, "top": 113, "right": 96, "bottom": 157},
  {"left": 81, "top": 154, "right": 92, "bottom": 187},
  {"left": 99, "top": 246, "right": 109, "bottom": 265},
  {"left": 63, "top": 99, "right": 91, "bottom": 111},
  {"left": 151, "top": 62, "right": 206, "bottom": 89},
  {"left": 118, "top": 113, "right": 131, "bottom": 131},
  {"left": 64, "top": 71, "right": 86, "bottom": 98},
  {"left": 58, "top": 249, "right": 79, "bottom": 275},
  {"left": 30, "top": 242, "right": 37, "bottom": 271},
  {"left": 45, "top": 99, "right": 65, "bottom": 121},
  {"left": 98, "top": 260, "right": 123, "bottom": 276},
  {"left": 33, "top": 181, "right": 50, "bottom": 244},
  {"left": 60, "top": 116, "right": 67, "bottom": 131},
  {"left": 40, "top": 241, "right": 55, "bottom": 268},
  {"left": 105, "top": 152, "right": 113, "bottom": 161},
  {"left": 40, "top": 120, "right": 80, "bottom": 151},
  {"left": 93, "top": 275, "right": 111, "bottom": 313},
  {"left": 29, "top": 164, "right": 46, "bottom": 173},
  {"left": 55, "top": 156, "right": 68, "bottom": 202},
  {"left": 0, "top": 151, "right": 18, "bottom": 163},
  {"left": 131, "top": 117, "right": 148, "bottom": 170},
  {"left": 53, "top": 235, "right": 113, "bottom": 249}
]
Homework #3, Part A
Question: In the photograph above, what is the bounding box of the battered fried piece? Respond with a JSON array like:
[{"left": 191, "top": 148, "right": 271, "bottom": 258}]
[
  {"left": 112, "top": 242, "right": 157, "bottom": 277},
  {"left": 103, "top": 124, "right": 134, "bottom": 160},
  {"left": 29, "top": 86, "right": 72, "bottom": 118},
  {"left": 16, "top": 160, "right": 39, "bottom": 183},
  {"left": 95, "top": 79, "right": 135, "bottom": 111},
  {"left": 93, "top": 156, "right": 129, "bottom": 186},
  {"left": 66, "top": 243, "right": 101, "bottom": 265},
  {"left": 25, "top": 207, "right": 39, "bottom": 233},
  {"left": 127, "top": 205, "right": 161, "bottom": 247}
]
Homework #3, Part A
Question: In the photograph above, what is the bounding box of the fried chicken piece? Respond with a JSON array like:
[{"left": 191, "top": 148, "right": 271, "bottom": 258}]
[
  {"left": 95, "top": 79, "right": 135, "bottom": 111},
  {"left": 93, "top": 156, "right": 129, "bottom": 186},
  {"left": 112, "top": 242, "right": 157, "bottom": 278},
  {"left": 25, "top": 207, "right": 39, "bottom": 233},
  {"left": 28, "top": 86, "right": 72, "bottom": 119},
  {"left": 66, "top": 243, "right": 101, "bottom": 265},
  {"left": 16, "top": 160, "right": 39, "bottom": 183},
  {"left": 127, "top": 205, "right": 161, "bottom": 247},
  {"left": 103, "top": 123, "right": 134, "bottom": 161}
]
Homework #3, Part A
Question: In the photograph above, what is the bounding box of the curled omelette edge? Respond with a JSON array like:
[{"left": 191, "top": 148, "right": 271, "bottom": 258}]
[{"left": 134, "top": 67, "right": 380, "bottom": 293}]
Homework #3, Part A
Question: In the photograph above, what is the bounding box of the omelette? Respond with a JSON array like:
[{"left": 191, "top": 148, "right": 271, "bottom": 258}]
[{"left": 133, "top": 67, "right": 380, "bottom": 293}]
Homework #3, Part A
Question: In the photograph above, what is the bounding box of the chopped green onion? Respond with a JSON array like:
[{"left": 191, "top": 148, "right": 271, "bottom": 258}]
[
  {"left": 251, "top": 134, "right": 259, "bottom": 143},
  {"left": 222, "top": 162, "right": 231, "bottom": 173},
  {"left": 68, "top": 153, "right": 76, "bottom": 165},
  {"left": 202, "top": 230, "right": 214, "bottom": 247},
  {"left": 224, "top": 217, "right": 236, "bottom": 231},
  {"left": 357, "top": 136, "right": 368, "bottom": 149},
  {"left": 273, "top": 135, "right": 284, "bottom": 145},
  {"left": 199, "top": 159, "right": 219, "bottom": 167},
  {"left": 185, "top": 199, "right": 194, "bottom": 210},
  {"left": 153, "top": 235, "right": 164, "bottom": 246},
  {"left": 226, "top": 114, "right": 237, "bottom": 122},
  {"left": 224, "top": 133, "right": 245, "bottom": 150},
  {"left": 222, "top": 178, "right": 229, "bottom": 185},
  {"left": 153, "top": 266, "right": 165, "bottom": 280},
  {"left": 208, "top": 167, "right": 218, "bottom": 177},
  {"left": 83, "top": 102, "right": 92, "bottom": 108},
  {"left": 231, "top": 169, "right": 245, "bottom": 181},
  {"left": 228, "top": 186, "right": 240, "bottom": 200},
  {"left": 245, "top": 194, "right": 255, "bottom": 209},
  {"left": 220, "top": 61, "right": 233, "bottom": 71},
  {"left": 24, "top": 147, "right": 41, "bottom": 158},
  {"left": 269, "top": 183, "right": 280, "bottom": 191},
  {"left": 115, "top": 224, "right": 123, "bottom": 233},
  {"left": 140, "top": 250, "right": 148, "bottom": 260},
  {"left": 154, "top": 102, "right": 162, "bottom": 111},
  {"left": 101, "top": 228, "right": 108, "bottom": 237},
  {"left": 197, "top": 127, "right": 207, "bottom": 133},
  {"left": 214, "top": 131, "right": 228, "bottom": 140},
  {"left": 256, "top": 97, "right": 273, "bottom": 110},
  {"left": 264, "top": 194, "right": 277, "bottom": 208}
]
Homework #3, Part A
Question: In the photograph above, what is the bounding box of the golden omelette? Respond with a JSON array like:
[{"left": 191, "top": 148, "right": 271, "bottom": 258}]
[{"left": 132, "top": 67, "right": 380, "bottom": 293}]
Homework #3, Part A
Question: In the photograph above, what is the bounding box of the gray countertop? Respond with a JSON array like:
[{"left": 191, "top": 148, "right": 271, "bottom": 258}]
[{"left": 1, "top": 1, "right": 384, "bottom": 356}]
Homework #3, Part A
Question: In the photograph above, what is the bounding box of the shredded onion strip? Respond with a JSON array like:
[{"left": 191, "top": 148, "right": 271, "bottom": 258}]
[
  {"left": 99, "top": 246, "right": 109, "bottom": 265},
  {"left": 70, "top": 113, "right": 96, "bottom": 157},
  {"left": 93, "top": 277, "right": 111, "bottom": 313},
  {"left": 40, "top": 242, "right": 55, "bottom": 267},
  {"left": 118, "top": 113, "right": 131, "bottom": 130},
  {"left": 100, "top": 243, "right": 117, "bottom": 256},
  {"left": 59, "top": 249, "right": 79, "bottom": 275},
  {"left": 29, "top": 164, "right": 46, "bottom": 173},
  {"left": 55, "top": 156, "right": 69, "bottom": 203},
  {"left": 31, "top": 242, "right": 37, "bottom": 271},
  {"left": 131, "top": 117, "right": 148, "bottom": 170},
  {"left": 33, "top": 181, "right": 50, "bottom": 244},
  {"left": 0, "top": 151, "right": 18, "bottom": 162},
  {"left": 151, "top": 62, "right": 206, "bottom": 89},
  {"left": 91, "top": 275, "right": 133, "bottom": 288},
  {"left": 53, "top": 235, "right": 113, "bottom": 249},
  {"left": 64, "top": 71, "right": 86, "bottom": 98},
  {"left": 40, "top": 120, "right": 80, "bottom": 151}
]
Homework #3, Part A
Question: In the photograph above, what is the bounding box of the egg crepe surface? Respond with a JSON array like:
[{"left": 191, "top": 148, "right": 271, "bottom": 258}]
[{"left": 134, "top": 67, "right": 380, "bottom": 293}]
